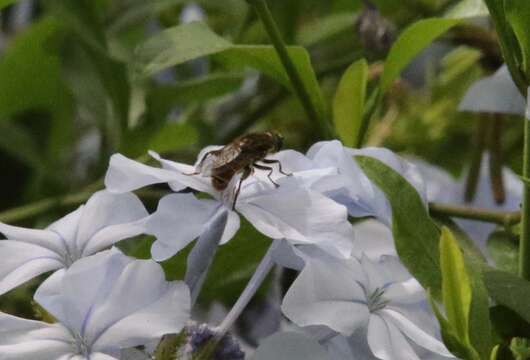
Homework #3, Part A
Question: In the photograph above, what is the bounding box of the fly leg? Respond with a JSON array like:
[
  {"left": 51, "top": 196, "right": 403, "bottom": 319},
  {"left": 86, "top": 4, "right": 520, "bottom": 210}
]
[
  {"left": 183, "top": 150, "right": 215, "bottom": 175},
  {"left": 233, "top": 167, "right": 252, "bottom": 210},
  {"left": 260, "top": 158, "right": 292, "bottom": 176},
  {"left": 253, "top": 163, "right": 280, "bottom": 188}
]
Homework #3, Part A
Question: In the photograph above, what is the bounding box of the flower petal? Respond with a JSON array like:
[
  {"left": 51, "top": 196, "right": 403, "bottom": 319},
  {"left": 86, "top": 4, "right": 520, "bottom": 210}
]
[
  {"left": 219, "top": 210, "right": 240, "bottom": 245},
  {"left": 85, "top": 258, "right": 190, "bottom": 350},
  {"left": 76, "top": 191, "right": 149, "bottom": 256},
  {"left": 0, "top": 222, "right": 64, "bottom": 255},
  {"left": 105, "top": 153, "right": 186, "bottom": 193},
  {"left": 367, "top": 314, "right": 420, "bottom": 360},
  {"left": 145, "top": 194, "right": 220, "bottom": 261},
  {"left": 49, "top": 248, "right": 131, "bottom": 332},
  {"left": 0, "top": 312, "right": 74, "bottom": 359},
  {"left": 381, "top": 309, "right": 453, "bottom": 357},
  {"left": 0, "top": 240, "right": 63, "bottom": 295},
  {"left": 149, "top": 151, "right": 213, "bottom": 194},
  {"left": 282, "top": 255, "right": 369, "bottom": 336},
  {"left": 384, "top": 278, "right": 425, "bottom": 304},
  {"left": 254, "top": 332, "right": 331, "bottom": 360},
  {"left": 239, "top": 178, "right": 354, "bottom": 257},
  {"left": 459, "top": 65, "right": 526, "bottom": 115}
]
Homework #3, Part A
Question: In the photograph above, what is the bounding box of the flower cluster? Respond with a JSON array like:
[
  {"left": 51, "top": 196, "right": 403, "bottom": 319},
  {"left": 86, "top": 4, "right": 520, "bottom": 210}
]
[{"left": 0, "top": 139, "right": 457, "bottom": 359}]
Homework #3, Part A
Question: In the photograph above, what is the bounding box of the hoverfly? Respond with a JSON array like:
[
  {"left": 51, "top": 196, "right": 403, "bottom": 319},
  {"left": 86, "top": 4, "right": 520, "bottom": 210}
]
[{"left": 187, "top": 131, "right": 291, "bottom": 209}]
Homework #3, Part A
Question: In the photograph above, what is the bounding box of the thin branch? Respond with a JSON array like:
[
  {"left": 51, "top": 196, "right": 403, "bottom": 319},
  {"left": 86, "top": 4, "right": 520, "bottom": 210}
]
[{"left": 429, "top": 202, "right": 521, "bottom": 226}]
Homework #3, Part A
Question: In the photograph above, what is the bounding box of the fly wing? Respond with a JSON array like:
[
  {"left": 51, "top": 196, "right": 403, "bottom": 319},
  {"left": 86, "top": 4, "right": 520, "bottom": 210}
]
[{"left": 197, "top": 143, "right": 241, "bottom": 176}]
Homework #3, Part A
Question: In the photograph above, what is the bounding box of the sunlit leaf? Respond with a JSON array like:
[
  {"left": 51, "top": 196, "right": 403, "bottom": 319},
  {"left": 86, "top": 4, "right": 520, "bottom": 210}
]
[
  {"left": 445, "top": 0, "right": 489, "bottom": 19},
  {"left": 380, "top": 18, "right": 461, "bottom": 92},
  {"left": 333, "top": 59, "right": 368, "bottom": 147},
  {"left": 440, "top": 227, "right": 474, "bottom": 347}
]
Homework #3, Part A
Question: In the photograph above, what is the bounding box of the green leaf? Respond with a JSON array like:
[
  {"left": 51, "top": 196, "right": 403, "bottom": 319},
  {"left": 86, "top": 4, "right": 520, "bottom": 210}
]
[
  {"left": 490, "top": 305, "right": 530, "bottom": 341},
  {"left": 428, "top": 293, "right": 474, "bottom": 359},
  {"left": 355, "top": 155, "right": 442, "bottom": 297},
  {"left": 445, "top": 0, "right": 489, "bottom": 19},
  {"left": 148, "top": 122, "right": 198, "bottom": 154},
  {"left": 440, "top": 227, "right": 475, "bottom": 347},
  {"left": 484, "top": 269, "right": 530, "bottom": 325},
  {"left": 217, "top": 46, "right": 327, "bottom": 120},
  {"left": 0, "top": 123, "right": 45, "bottom": 171},
  {"left": 435, "top": 221, "right": 492, "bottom": 358},
  {"left": 134, "top": 21, "right": 327, "bottom": 121},
  {"left": 134, "top": 21, "right": 232, "bottom": 78},
  {"left": 296, "top": 12, "right": 357, "bottom": 46},
  {"left": 483, "top": 0, "right": 526, "bottom": 93},
  {"left": 504, "top": 1, "right": 530, "bottom": 79},
  {"left": 0, "top": 17, "right": 73, "bottom": 168},
  {"left": 333, "top": 59, "right": 368, "bottom": 147},
  {"left": 0, "top": 0, "right": 17, "bottom": 10},
  {"left": 487, "top": 230, "right": 519, "bottom": 274},
  {"left": 380, "top": 18, "right": 461, "bottom": 92},
  {"left": 147, "top": 73, "right": 245, "bottom": 120}
]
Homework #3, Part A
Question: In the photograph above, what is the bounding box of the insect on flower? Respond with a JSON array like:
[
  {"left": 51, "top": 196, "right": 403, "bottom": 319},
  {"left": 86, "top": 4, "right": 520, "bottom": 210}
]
[{"left": 187, "top": 131, "right": 291, "bottom": 209}]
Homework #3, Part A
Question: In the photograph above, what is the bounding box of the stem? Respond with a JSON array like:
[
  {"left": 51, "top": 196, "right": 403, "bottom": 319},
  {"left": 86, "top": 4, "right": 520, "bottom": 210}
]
[
  {"left": 185, "top": 209, "right": 228, "bottom": 305},
  {"left": 520, "top": 110, "right": 530, "bottom": 279},
  {"left": 216, "top": 242, "right": 275, "bottom": 335},
  {"left": 248, "top": 0, "right": 332, "bottom": 139},
  {"left": 464, "top": 118, "right": 489, "bottom": 203},
  {"left": 356, "top": 88, "right": 381, "bottom": 148},
  {"left": 488, "top": 115, "right": 505, "bottom": 204},
  {"left": 429, "top": 202, "right": 521, "bottom": 226}
]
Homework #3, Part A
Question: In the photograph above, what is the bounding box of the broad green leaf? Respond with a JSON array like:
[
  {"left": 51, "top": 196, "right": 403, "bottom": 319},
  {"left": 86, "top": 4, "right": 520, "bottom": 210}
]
[
  {"left": 487, "top": 230, "right": 519, "bottom": 274},
  {"left": 445, "top": 0, "right": 489, "bottom": 19},
  {"left": 504, "top": 1, "right": 530, "bottom": 79},
  {"left": 217, "top": 46, "right": 327, "bottom": 120},
  {"left": 333, "top": 59, "right": 368, "bottom": 147},
  {"left": 355, "top": 155, "right": 442, "bottom": 297},
  {"left": 484, "top": 269, "right": 530, "bottom": 324},
  {"left": 380, "top": 18, "right": 461, "bottom": 92},
  {"left": 148, "top": 123, "right": 198, "bottom": 154},
  {"left": 490, "top": 305, "right": 530, "bottom": 341},
  {"left": 134, "top": 21, "right": 232, "bottom": 77},
  {"left": 0, "top": 17, "right": 73, "bottom": 166},
  {"left": 134, "top": 21, "right": 327, "bottom": 121},
  {"left": 147, "top": 73, "right": 245, "bottom": 120},
  {"left": 440, "top": 227, "right": 474, "bottom": 345},
  {"left": 296, "top": 12, "right": 357, "bottom": 46}
]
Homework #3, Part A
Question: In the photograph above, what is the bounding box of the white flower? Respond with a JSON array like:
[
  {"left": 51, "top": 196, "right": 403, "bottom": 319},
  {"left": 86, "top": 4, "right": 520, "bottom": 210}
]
[
  {"left": 281, "top": 253, "right": 453, "bottom": 360},
  {"left": 459, "top": 64, "right": 526, "bottom": 116},
  {"left": 290, "top": 140, "right": 427, "bottom": 226},
  {"left": 105, "top": 150, "right": 355, "bottom": 261},
  {"left": 0, "top": 248, "right": 190, "bottom": 360},
  {"left": 0, "top": 190, "right": 148, "bottom": 296}
]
